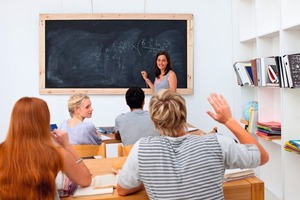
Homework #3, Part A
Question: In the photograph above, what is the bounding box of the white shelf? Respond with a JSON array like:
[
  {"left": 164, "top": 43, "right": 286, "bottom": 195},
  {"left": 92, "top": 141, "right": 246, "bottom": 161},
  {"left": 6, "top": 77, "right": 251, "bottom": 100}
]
[{"left": 233, "top": 0, "right": 300, "bottom": 199}]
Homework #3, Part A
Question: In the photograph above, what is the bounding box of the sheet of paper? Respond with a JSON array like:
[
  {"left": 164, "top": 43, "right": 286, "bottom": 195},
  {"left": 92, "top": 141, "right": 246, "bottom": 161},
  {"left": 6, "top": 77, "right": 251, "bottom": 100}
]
[
  {"left": 101, "top": 135, "right": 112, "bottom": 140},
  {"left": 73, "top": 181, "right": 113, "bottom": 197},
  {"left": 186, "top": 127, "right": 199, "bottom": 132}
]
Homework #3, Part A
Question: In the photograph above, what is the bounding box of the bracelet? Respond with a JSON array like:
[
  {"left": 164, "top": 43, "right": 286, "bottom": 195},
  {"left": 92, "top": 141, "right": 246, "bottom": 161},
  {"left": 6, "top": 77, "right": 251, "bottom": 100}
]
[
  {"left": 76, "top": 157, "right": 83, "bottom": 164},
  {"left": 145, "top": 79, "right": 151, "bottom": 83}
]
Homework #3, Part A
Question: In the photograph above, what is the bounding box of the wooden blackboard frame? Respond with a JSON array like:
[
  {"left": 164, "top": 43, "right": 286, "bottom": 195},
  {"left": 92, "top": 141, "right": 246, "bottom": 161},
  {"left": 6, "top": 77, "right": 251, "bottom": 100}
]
[{"left": 39, "top": 13, "right": 194, "bottom": 95}]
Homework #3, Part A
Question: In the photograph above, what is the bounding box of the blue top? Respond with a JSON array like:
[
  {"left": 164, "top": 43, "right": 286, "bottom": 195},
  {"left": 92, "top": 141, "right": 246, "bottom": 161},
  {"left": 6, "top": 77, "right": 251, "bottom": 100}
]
[
  {"left": 154, "top": 72, "right": 170, "bottom": 93},
  {"left": 59, "top": 120, "right": 102, "bottom": 145}
]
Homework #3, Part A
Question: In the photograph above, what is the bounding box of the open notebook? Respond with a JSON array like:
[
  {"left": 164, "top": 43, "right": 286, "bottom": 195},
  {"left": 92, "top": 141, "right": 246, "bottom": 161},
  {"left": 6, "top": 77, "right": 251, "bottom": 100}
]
[{"left": 72, "top": 174, "right": 116, "bottom": 197}]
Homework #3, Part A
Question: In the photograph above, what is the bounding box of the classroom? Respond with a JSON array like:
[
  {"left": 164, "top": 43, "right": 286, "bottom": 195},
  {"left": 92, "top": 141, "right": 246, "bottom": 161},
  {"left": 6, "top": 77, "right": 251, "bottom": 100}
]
[{"left": 2, "top": 0, "right": 299, "bottom": 200}]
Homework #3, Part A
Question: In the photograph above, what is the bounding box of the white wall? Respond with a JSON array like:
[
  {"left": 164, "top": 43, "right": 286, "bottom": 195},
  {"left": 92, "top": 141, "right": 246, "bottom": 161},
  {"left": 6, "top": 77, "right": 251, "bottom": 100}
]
[{"left": 0, "top": 0, "right": 236, "bottom": 142}]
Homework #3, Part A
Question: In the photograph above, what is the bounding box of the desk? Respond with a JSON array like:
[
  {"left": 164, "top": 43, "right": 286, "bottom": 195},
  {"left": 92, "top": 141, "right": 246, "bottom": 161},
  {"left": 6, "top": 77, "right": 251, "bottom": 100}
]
[
  {"left": 65, "top": 157, "right": 264, "bottom": 200},
  {"left": 101, "top": 133, "right": 121, "bottom": 144},
  {"left": 101, "top": 123, "right": 204, "bottom": 144}
]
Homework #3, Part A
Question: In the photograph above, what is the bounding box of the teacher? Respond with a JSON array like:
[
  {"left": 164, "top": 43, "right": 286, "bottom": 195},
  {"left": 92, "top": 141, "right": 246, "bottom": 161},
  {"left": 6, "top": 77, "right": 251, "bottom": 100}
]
[{"left": 141, "top": 51, "right": 177, "bottom": 93}]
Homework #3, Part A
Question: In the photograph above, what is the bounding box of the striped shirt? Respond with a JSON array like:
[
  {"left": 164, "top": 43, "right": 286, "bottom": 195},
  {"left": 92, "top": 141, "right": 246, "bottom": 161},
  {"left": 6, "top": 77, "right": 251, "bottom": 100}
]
[
  {"left": 138, "top": 134, "right": 224, "bottom": 200},
  {"left": 118, "top": 134, "right": 260, "bottom": 200}
]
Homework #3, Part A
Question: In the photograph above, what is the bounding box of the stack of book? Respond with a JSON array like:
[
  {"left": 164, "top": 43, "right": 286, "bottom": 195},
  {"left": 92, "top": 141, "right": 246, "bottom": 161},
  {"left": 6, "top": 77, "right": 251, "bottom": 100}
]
[
  {"left": 284, "top": 140, "right": 300, "bottom": 154},
  {"left": 223, "top": 168, "right": 255, "bottom": 182},
  {"left": 233, "top": 53, "right": 300, "bottom": 88},
  {"left": 256, "top": 121, "right": 281, "bottom": 140}
]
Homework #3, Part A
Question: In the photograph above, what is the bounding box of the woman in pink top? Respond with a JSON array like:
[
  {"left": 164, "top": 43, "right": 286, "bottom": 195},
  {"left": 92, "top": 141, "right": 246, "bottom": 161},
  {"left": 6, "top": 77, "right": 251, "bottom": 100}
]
[{"left": 141, "top": 51, "right": 177, "bottom": 93}]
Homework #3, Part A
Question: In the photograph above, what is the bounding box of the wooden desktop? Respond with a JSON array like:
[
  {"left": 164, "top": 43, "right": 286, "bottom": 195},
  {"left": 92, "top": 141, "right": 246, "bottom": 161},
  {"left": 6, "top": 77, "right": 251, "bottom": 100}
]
[
  {"left": 101, "top": 123, "right": 205, "bottom": 144},
  {"left": 65, "top": 157, "right": 264, "bottom": 200}
]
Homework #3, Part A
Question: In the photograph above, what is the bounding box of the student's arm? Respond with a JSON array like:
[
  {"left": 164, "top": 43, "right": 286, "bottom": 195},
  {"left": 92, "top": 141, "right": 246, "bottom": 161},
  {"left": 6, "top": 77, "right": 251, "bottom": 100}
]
[
  {"left": 206, "top": 93, "right": 269, "bottom": 166},
  {"left": 117, "top": 183, "right": 144, "bottom": 196},
  {"left": 51, "top": 129, "right": 92, "bottom": 187},
  {"left": 116, "top": 141, "right": 144, "bottom": 196},
  {"left": 141, "top": 71, "right": 154, "bottom": 92},
  {"left": 168, "top": 70, "right": 177, "bottom": 92}
]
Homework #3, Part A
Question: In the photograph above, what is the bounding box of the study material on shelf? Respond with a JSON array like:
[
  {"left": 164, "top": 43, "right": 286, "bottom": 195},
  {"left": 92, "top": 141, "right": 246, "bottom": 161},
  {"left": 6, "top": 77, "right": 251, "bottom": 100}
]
[
  {"left": 72, "top": 175, "right": 116, "bottom": 197},
  {"left": 284, "top": 140, "right": 300, "bottom": 154},
  {"left": 256, "top": 125, "right": 281, "bottom": 134},
  {"left": 256, "top": 57, "right": 277, "bottom": 86},
  {"left": 282, "top": 53, "right": 300, "bottom": 88},
  {"left": 257, "top": 121, "right": 281, "bottom": 129},
  {"left": 250, "top": 59, "right": 258, "bottom": 86},
  {"left": 267, "top": 64, "right": 279, "bottom": 83},
  {"left": 247, "top": 109, "right": 258, "bottom": 134},
  {"left": 275, "top": 56, "right": 289, "bottom": 88},
  {"left": 256, "top": 121, "right": 281, "bottom": 140},
  {"left": 223, "top": 168, "right": 255, "bottom": 182},
  {"left": 233, "top": 61, "right": 253, "bottom": 86},
  {"left": 289, "top": 140, "right": 300, "bottom": 148},
  {"left": 256, "top": 131, "right": 281, "bottom": 140}
]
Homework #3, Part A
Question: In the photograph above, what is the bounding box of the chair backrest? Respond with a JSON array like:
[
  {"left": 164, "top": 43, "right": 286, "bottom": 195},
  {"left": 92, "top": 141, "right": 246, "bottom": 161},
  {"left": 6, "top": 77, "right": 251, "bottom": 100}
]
[
  {"left": 72, "top": 143, "right": 106, "bottom": 158},
  {"left": 117, "top": 143, "right": 133, "bottom": 157}
]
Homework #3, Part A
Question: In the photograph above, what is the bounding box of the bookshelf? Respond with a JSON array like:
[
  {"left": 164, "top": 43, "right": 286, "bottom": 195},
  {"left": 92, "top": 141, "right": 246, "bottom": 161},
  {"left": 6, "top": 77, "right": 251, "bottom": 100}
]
[{"left": 232, "top": 0, "right": 300, "bottom": 199}]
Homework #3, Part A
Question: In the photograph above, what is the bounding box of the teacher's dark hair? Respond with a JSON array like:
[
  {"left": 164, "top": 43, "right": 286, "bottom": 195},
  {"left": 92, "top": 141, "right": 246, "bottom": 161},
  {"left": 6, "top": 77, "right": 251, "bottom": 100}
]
[{"left": 154, "top": 51, "right": 173, "bottom": 78}]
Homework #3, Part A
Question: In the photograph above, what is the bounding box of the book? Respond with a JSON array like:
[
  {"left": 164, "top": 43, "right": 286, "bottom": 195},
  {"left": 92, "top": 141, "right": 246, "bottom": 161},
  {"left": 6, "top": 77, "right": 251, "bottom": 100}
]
[
  {"left": 284, "top": 141, "right": 300, "bottom": 154},
  {"left": 245, "top": 64, "right": 254, "bottom": 84},
  {"left": 223, "top": 169, "right": 255, "bottom": 182},
  {"left": 72, "top": 187, "right": 113, "bottom": 197},
  {"left": 233, "top": 63, "right": 243, "bottom": 86},
  {"left": 256, "top": 57, "right": 276, "bottom": 86},
  {"left": 256, "top": 131, "right": 281, "bottom": 140},
  {"left": 283, "top": 53, "right": 300, "bottom": 88},
  {"left": 72, "top": 174, "right": 116, "bottom": 197},
  {"left": 257, "top": 121, "right": 281, "bottom": 129},
  {"left": 250, "top": 59, "right": 258, "bottom": 86},
  {"left": 275, "top": 56, "right": 284, "bottom": 87},
  {"left": 289, "top": 140, "right": 300, "bottom": 148},
  {"left": 267, "top": 64, "right": 279, "bottom": 84},
  {"left": 93, "top": 174, "right": 117, "bottom": 189},
  {"left": 233, "top": 61, "right": 253, "bottom": 86},
  {"left": 247, "top": 109, "right": 258, "bottom": 134}
]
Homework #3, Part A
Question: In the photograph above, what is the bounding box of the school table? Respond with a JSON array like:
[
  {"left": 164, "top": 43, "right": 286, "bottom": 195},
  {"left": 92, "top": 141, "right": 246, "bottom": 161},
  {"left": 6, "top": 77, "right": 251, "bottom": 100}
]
[
  {"left": 101, "top": 123, "right": 205, "bottom": 144},
  {"left": 65, "top": 157, "right": 264, "bottom": 200}
]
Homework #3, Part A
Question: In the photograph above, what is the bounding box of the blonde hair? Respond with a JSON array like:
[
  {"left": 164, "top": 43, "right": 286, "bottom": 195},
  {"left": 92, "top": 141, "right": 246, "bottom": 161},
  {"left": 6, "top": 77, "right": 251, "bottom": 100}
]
[
  {"left": 149, "top": 89, "right": 187, "bottom": 136},
  {"left": 68, "top": 94, "right": 90, "bottom": 117}
]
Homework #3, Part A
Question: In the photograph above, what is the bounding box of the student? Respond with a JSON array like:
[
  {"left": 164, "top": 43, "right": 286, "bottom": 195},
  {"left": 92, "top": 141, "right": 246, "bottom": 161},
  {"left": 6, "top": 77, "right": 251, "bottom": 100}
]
[
  {"left": 60, "top": 94, "right": 101, "bottom": 145},
  {"left": 0, "top": 97, "right": 91, "bottom": 200},
  {"left": 114, "top": 87, "right": 160, "bottom": 146},
  {"left": 117, "top": 90, "right": 269, "bottom": 199},
  {"left": 141, "top": 51, "right": 177, "bottom": 93}
]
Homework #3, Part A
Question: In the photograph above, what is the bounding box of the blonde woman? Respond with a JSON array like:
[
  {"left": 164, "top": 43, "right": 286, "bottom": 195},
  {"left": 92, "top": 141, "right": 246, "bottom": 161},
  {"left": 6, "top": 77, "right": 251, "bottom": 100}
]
[{"left": 60, "top": 94, "right": 101, "bottom": 145}]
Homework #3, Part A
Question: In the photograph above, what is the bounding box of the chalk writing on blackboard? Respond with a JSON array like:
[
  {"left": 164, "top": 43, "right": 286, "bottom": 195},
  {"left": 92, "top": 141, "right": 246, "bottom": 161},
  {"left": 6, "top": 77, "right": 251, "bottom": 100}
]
[{"left": 40, "top": 14, "right": 194, "bottom": 94}]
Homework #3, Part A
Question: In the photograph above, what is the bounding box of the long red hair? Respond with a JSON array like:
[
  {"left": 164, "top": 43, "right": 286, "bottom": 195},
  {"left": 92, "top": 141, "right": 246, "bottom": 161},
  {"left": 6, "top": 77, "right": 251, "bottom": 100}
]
[{"left": 0, "top": 97, "right": 63, "bottom": 200}]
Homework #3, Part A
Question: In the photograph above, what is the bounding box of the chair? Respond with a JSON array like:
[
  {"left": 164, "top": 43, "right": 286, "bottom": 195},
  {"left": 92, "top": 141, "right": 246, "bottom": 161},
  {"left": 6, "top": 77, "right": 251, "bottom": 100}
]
[
  {"left": 117, "top": 143, "right": 133, "bottom": 157},
  {"left": 72, "top": 143, "right": 106, "bottom": 158}
]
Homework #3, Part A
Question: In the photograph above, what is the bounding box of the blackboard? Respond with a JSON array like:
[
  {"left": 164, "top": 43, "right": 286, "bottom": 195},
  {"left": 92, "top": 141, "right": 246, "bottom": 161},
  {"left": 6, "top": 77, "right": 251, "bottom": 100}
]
[{"left": 39, "top": 14, "right": 194, "bottom": 94}]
